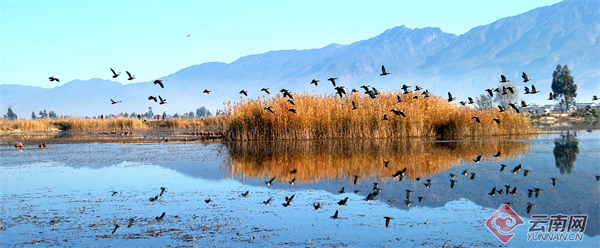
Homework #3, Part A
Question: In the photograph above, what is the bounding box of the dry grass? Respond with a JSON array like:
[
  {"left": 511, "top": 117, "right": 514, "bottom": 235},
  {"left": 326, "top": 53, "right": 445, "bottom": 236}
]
[
  {"left": 224, "top": 91, "right": 537, "bottom": 140},
  {"left": 225, "top": 138, "right": 531, "bottom": 184}
]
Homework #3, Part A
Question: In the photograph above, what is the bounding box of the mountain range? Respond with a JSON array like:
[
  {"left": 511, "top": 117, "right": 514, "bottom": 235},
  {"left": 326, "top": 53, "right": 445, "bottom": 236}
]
[{"left": 2, "top": 0, "right": 598, "bottom": 118}]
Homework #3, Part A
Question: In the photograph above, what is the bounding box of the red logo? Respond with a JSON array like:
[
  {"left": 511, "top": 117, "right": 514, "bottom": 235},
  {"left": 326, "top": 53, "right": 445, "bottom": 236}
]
[{"left": 486, "top": 204, "right": 525, "bottom": 243}]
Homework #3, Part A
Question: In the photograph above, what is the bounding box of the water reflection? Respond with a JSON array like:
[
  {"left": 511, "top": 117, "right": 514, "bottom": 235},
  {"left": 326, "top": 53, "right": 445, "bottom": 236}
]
[
  {"left": 553, "top": 131, "right": 579, "bottom": 174},
  {"left": 225, "top": 138, "right": 531, "bottom": 183}
]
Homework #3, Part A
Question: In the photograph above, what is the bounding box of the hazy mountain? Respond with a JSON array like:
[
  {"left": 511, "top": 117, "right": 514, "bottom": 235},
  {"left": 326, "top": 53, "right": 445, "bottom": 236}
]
[{"left": 2, "top": 0, "right": 598, "bottom": 118}]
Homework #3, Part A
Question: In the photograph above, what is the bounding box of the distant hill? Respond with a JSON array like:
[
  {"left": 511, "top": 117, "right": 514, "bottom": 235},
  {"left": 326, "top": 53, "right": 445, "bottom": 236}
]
[{"left": 2, "top": 0, "right": 598, "bottom": 118}]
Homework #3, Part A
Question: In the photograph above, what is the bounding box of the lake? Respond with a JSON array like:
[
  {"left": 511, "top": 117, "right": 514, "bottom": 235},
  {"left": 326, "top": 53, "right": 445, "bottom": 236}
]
[{"left": 1, "top": 130, "right": 599, "bottom": 247}]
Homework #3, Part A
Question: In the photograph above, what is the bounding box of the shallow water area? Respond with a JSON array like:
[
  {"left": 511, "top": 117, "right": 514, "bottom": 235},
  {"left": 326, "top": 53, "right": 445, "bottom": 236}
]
[{"left": 1, "top": 130, "right": 599, "bottom": 247}]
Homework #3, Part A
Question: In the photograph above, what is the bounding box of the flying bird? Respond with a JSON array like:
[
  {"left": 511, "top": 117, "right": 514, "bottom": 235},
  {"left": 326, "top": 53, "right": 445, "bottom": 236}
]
[
  {"left": 382, "top": 114, "right": 389, "bottom": 121},
  {"left": 594, "top": 95, "right": 599, "bottom": 101},
  {"left": 153, "top": 79, "right": 164, "bottom": 88},
  {"left": 265, "top": 176, "right": 275, "bottom": 185},
  {"left": 530, "top": 85, "right": 540, "bottom": 94},
  {"left": 551, "top": 178, "right": 558, "bottom": 186},
  {"left": 548, "top": 92, "right": 554, "bottom": 100},
  {"left": 391, "top": 109, "right": 406, "bottom": 117},
  {"left": 261, "top": 88, "right": 271, "bottom": 94},
  {"left": 415, "top": 86, "right": 423, "bottom": 91},
  {"left": 492, "top": 118, "right": 500, "bottom": 124},
  {"left": 450, "top": 180, "right": 457, "bottom": 188},
  {"left": 263, "top": 198, "right": 273, "bottom": 205},
  {"left": 310, "top": 79, "right": 319, "bottom": 86},
  {"left": 485, "top": 88, "right": 494, "bottom": 97},
  {"left": 313, "top": 202, "right": 321, "bottom": 210},
  {"left": 472, "top": 116, "right": 480, "bottom": 123},
  {"left": 126, "top": 71, "right": 135, "bottom": 80},
  {"left": 241, "top": 191, "right": 249, "bottom": 197},
  {"left": 239, "top": 90, "right": 248, "bottom": 96},
  {"left": 264, "top": 106, "right": 274, "bottom": 114},
  {"left": 158, "top": 95, "right": 167, "bottom": 105},
  {"left": 111, "top": 99, "right": 121, "bottom": 104},
  {"left": 288, "top": 108, "right": 297, "bottom": 114},
  {"left": 500, "top": 164, "right": 507, "bottom": 172},
  {"left": 488, "top": 187, "right": 497, "bottom": 196},
  {"left": 498, "top": 105, "right": 505, "bottom": 112},
  {"left": 527, "top": 203, "right": 535, "bottom": 214},
  {"left": 287, "top": 99, "right": 295, "bottom": 105},
  {"left": 524, "top": 86, "right": 532, "bottom": 94},
  {"left": 509, "top": 103, "right": 520, "bottom": 113},
  {"left": 470, "top": 173, "right": 477, "bottom": 180},
  {"left": 468, "top": 97, "right": 474, "bottom": 104},
  {"left": 160, "top": 187, "right": 167, "bottom": 197},
  {"left": 205, "top": 198, "right": 211, "bottom": 204},
  {"left": 334, "top": 86, "right": 346, "bottom": 98},
  {"left": 352, "top": 101, "right": 358, "bottom": 110},
  {"left": 112, "top": 224, "right": 120, "bottom": 234},
  {"left": 110, "top": 68, "right": 120, "bottom": 78},
  {"left": 380, "top": 65, "right": 390, "bottom": 76},
  {"left": 339, "top": 187, "right": 345, "bottom": 194},
  {"left": 447, "top": 92, "right": 456, "bottom": 102},
  {"left": 155, "top": 212, "right": 166, "bottom": 221},
  {"left": 521, "top": 100, "right": 529, "bottom": 108},
  {"left": 148, "top": 95, "right": 158, "bottom": 102},
  {"left": 280, "top": 89, "right": 293, "bottom": 99},
  {"left": 397, "top": 95, "right": 402, "bottom": 103},
  {"left": 500, "top": 75, "right": 510, "bottom": 83},
  {"left": 522, "top": 72, "right": 531, "bottom": 82},
  {"left": 203, "top": 89, "right": 211, "bottom": 94},
  {"left": 49, "top": 76, "right": 59, "bottom": 82},
  {"left": 327, "top": 77, "right": 338, "bottom": 87}
]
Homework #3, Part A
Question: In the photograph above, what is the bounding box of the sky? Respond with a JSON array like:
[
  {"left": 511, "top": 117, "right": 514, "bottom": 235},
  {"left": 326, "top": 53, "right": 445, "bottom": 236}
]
[{"left": 1, "top": 0, "right": 563, "bottom": 88}]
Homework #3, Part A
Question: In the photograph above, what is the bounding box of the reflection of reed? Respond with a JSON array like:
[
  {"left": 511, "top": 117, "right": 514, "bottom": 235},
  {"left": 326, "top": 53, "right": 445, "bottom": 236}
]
[{"left": 225, "top": 138, "right": 532, "bottom": 184}]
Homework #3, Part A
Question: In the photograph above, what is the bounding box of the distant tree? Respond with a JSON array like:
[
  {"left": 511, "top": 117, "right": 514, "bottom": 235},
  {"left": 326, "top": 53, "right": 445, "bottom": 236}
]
[
  {"left": 6, "top": 107, "right": 18, "bottom": 120},
  {"left": 551, "top": 64, "right": 577, "bottom": 113},
  {"left": 196, "top": 107, "right": 212, "bottom": 117},
  {"left": 494, "top": 82, "right": 519, "bottom": 108},
  {"left": 31, "top": 111, "right": 37, "bottom": 120},
  {"left": 43, "top": 109, "right": 48, "bottom": 118},
  {"left": 188, "top": 111, "right": 195, "bottom": 118},
  {"left": 147, "top": 106, "right": 154, "bottom": 118},
  {"left": 173, "top": 112, "right": 179, "bottom": 118},
  {"left": 124, "top": 112, "right": 129, "bottom": 118},
  {"left": 48, "top": 110, "right": 57, "bottom": 118},
  {"left": 130, "top": 112, "right": 137, "bottom": 118},
  {"left": 475, "top": 94, "right": 493, "bottom": 110}
]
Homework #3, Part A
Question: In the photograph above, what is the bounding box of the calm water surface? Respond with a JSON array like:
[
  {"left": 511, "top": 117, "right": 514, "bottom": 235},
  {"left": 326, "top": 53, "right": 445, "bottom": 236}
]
[{"left": 1, "top": 130, "right": 599, "bottom": 247}]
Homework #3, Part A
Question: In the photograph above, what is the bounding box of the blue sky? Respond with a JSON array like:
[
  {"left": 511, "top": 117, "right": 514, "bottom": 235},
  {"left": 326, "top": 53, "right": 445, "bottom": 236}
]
[{"left": 1, "top": 0, "right": 562, "bottom": 88}]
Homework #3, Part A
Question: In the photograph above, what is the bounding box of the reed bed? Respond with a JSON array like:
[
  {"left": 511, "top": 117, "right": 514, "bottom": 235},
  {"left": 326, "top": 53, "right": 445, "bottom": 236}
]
[
  {"left": 225, "top": 138, "right": 531, "bottom": 184},
  {"left": 225, "top": 91, "right": 536, "bottom": 140}
]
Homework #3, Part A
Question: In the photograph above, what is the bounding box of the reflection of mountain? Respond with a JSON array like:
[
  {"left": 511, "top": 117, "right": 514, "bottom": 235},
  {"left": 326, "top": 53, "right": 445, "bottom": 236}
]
[
  {"left": 225, "top": 139, "right": 531, "bottom": 183},
  {"left": 554, "top": 131, "right": 579, "bottom": 174}
]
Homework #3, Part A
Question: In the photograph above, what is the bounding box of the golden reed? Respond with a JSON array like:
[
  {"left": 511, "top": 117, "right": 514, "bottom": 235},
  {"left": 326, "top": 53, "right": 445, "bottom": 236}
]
[
  {"left": 224, "top": 91, "right": 536, "bottom": 140},
  {"left": 225, "top": 138, "right": 531, "bottom": 184}
]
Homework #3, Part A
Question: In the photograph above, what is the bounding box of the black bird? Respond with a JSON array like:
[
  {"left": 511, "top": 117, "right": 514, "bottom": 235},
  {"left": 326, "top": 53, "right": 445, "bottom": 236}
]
[
  {"left": 415, "top": 86, "right": 423, "bottom": 91},
  {"left": 450, "top": 180, "right": 457, "bottom": 188},
  {"left": 509, "top": 103, "right": 520, "bottom": 113},
  {"left": 528, "top": 189, "right": 535, "bottom": 198},
  {"left": 384, "top": 217, "right": 394, "bottom": 227},
  {"left": 392, "top": 167, "right": 407, "bottom": 179},
  {"left": 595, "top": 175, "right": 600, "bottom": 181},
  {"left": 160, "top": 187, "right": 167, "bottom": 197},
  {"left": 111, "top": 99, "right": 121, "bottom": 104},
  {"left": 158, "top": 95, "right": 167, "bottom": 105},
  {"left": 505, "top": 185, "right": 512, "bottom": 193},
  {"left": 280, "top": 88, "right": 293, "bottom": 99},
  {"left": 282, "top": 201, "right": 291, "bottom": 207},
  {"left": 110, "top": 68, "right": 121, "bottom": 78},
  {"left": 360, "top": 85, "right": 371, "bottom": 92},
  {"left": 510, "top": 187, "right": 517, "bottom": 195},
  {"left": 241, "top": 191, "right": 249, "bottom": 197},
  {"left": 288, "top": 178, "right": 296, "bottom": 185},
  {"left": 265, "top": 177, "right": 275, "bottom": 185},
  {"left": 473, "top": 155, "right": 482, "bottom": 163},
  {"left": 401, "top": 84, "right": 411, "bottom": 91},
  {"left": 383, "top": 114, "right": 389, "bottom": 121},
  {"left": 485, "top": 88, "right": 494, "bottom": 97},
  {"left": 334, "top": 86, "right": 346, "bottom": 98},
  {"left": 521, "top": 100, "right": 529, "bottom": 108},
  {"left": 462, "top": 170, "right": 468, "bottom": 176},
  {"left": 49, "top": 76, "right": 60, "bottom": 82},
  {"left": 261, "top": 88, "right": 271, "bottom": 94},
  {"left": 263, "top": 198, "right": 273, "bottom": 205},
  {"left": 153, "top": 79, "right": 164, "bottom": 88},
  {"left": 447, "top": 92, "right": 456, "bottom": 102},
  {"left": 530, "top": 85, "right": 540, "bottom": 94},
  {"left": 524, "top": 86, "right": 532, "bottom": 94},
  {"left": 594, "top": 96, "right": 599, "bottom": 101},
  {"left": 534, "top": 188, "right": 542, "bottom": 198},
  {"left": 264, "top": 106, "right": 274, "bottom": 114},
  {"left": 127, "top": 218, "right": 135, "bottom": 228},
  {"left": 472, "top": 116, "right": 481, "bottom": 123},
  {"left": 288, "top": 108, "right": 297, "bottom": 114},
  {"left": 371, "top": 87, "right": 379, "bottom": 95},
  {"left": 330, "top": 210, "right": 340, "bottom": 219},
  {"left": 498, "top": 105, "right": 505, "bottom": 112},
  {"left": 488, "top": 187, "right": 497, "bottom": 196},
  {"left": 391, "top": 109, "right": 406, "bottom": 117},
  {"left": 406, "top": 190, "right": 414, "bottom": 199},
  {"left": 338, "top": 197, "right": 349, "bottom": 206},
  {"left": 352, "top": 101, "right": 358, "bottom": 110},
  {"left": 155, "top": 212, "right": 166, "bottom": 221},
  {"left": 522, "top": 72, "right": 531, "bottom": 82},
  {"left": 339, "top": 187, "right": 345, "bottom": 194},
  {"left": 423, "top": 90, "right": 431, "bottom": 97},
  {"left": 548, "top": 92, "right": 555, "bottom": 100},
  {"left": 418, "top": 196, "right": 425, "bottom": 202},
  {"left": 404, "top": 200, "right": 413, "bottom": 206},
  {"left": 413, "top": 95, "right": 419, "bottom": 100},
  {"left": 205, "top": 198, "right": 211, "bottom": 204},
  {"left": 493, "top": 118, "right": 500, "bottom": 124},
  {"left": 468, "top": 97, "right": 475, "bottom": 104},
  {"left": 551, "top": 178, "right": 558, "bottom": 186},
  {"left": 380, "top": 65, "right": 390, "bottom": 76},
  {"left": 367, "top": 90, "right": 377, "bottom": 99},
  {"left": 353, "top": 175, "right": 359, "bottom": 185},
  {"left": 203, "top": 89, "right": 211, "bottom": 94},
  {"left": 290, "top": 169, "right": 297, "bottom": 174},
  {"left": 111, "top": 191, "right": 119, "bottom": 196},
  {"left": 527, "top": 203, "right": 535, "bottom": 214},
  {"left": 513, "top": 164, "right": 522, "bottom": 173},
  {"left": 470, "top": 173, "right": 477, "bottom": 180},
  {"left": 397, "top": 95, "right": 402, "bottom": 103},
  {"left": 313, "top": 202, "right": 321, "bottom": 210},
  {"left": 285, "top": 194, "right": 294, "bottom": 202},
  {"left": 126, "top": 71, "right": 135, "bottom": 80},
  {"left": 112, "top": 223, "right": 120, "bottom": 234},
  {"left": 310, "top": 79, "right": 319, "bottom": 86},
  {"left": 414, "top": 177, "right": 422, "bottom": 181},
  {"left": 284, "top": 100, "right": 293, "bottom": 106},
  {"left": 383, "top": 161, "right": 390, "bottom": 167},
  {"left": 449, "top": 173, "right": 456, "bottom": 179},
  {"left": 373, "top": 182, "right": 380, "bottom": 191},
  {"left": 148, "top": 95, "right": 158, "bottom": 102},
  {"left": 239, "top": 90, "right": 248, "bottom": 96},
  {"left": 460, "top": 101, "right": 467, "bottom": 106},
  {"left": 524, "top": 170, "right": 530, "bottom": 176},
  {"left": 500, "top": 75, "right": 510, "bottom": 83},
  {"left": 149, "top": 195, "right": 159, "bottom": 202},
  {"left": 327, "top": 77, "right": 338, "bottom": 87}
]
